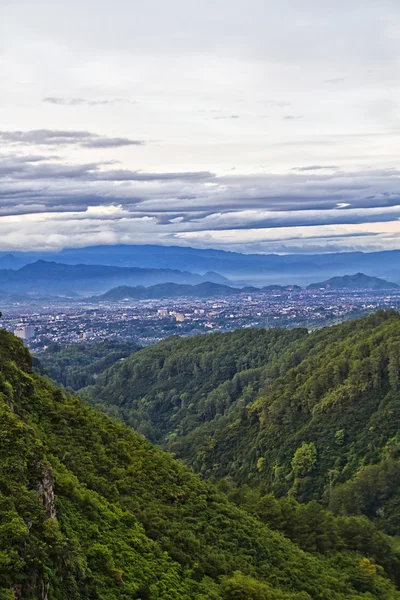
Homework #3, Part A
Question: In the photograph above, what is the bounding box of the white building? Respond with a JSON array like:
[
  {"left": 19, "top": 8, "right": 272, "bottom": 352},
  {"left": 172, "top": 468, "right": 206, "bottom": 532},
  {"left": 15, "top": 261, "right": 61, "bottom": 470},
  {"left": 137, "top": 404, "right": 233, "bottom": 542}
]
[{"left": 14, "top": 325, "right": 36, "bottom": 340}]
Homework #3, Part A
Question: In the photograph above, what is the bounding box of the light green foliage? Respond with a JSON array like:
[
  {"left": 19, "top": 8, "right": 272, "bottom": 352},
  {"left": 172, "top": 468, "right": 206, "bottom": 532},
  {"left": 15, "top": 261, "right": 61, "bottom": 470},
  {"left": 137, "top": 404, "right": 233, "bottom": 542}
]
[{"left": 291, "top": 442, "right": 317, "bottom": 477}]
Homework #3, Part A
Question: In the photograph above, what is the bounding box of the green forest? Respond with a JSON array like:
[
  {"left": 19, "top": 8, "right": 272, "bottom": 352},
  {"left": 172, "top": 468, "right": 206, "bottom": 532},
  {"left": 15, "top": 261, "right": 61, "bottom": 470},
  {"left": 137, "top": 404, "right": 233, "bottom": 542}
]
[
  {"left": 80, "top": 310, "right": 400, "bottom": 538},
  {"left": 5, "top": 310, "right": 400, "bottom": 597},
  {"left": 34, "top": 340, "right": 141, "bottom": 390},
  {"left": 3, "top": 328, "right": 400, "bottom": 598}
]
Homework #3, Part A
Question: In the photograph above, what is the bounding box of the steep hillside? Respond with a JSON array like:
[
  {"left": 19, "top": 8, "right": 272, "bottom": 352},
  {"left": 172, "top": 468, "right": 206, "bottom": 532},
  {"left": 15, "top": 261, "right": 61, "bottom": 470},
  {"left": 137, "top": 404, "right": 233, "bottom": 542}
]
[
  {"left": 83, "top": 311, "right": 400, "bottom": 535},
  {"left": 4, "top": 330, "right": 400, "bottom": 598},
  {"left": 33, "top": 340, "right": 142, "bottom": 390},
  {"left": 82, "top": 327, "right": 309, "bottom": 441}
]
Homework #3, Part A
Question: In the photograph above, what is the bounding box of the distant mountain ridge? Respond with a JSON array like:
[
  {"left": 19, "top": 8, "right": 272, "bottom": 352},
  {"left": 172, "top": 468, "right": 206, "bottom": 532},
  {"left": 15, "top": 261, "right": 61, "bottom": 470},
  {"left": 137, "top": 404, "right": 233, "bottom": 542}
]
[
  {"left": 3, "top": 244, "right": 400, "bottom": 285},
  {"left": 0, "top": 260, "right": 230, "bottom": 295},
  {"left": 0, "top": 266, "right": 396, "bottom": 302},
  {"left": 94, "top": 274, "right": 397, "bottom": 302},
  {"left": 308, "top": 272, "right": 399, "bottom": 290},
  {"left": 95, "top": 282, "right": 301, "bottom": 301}
]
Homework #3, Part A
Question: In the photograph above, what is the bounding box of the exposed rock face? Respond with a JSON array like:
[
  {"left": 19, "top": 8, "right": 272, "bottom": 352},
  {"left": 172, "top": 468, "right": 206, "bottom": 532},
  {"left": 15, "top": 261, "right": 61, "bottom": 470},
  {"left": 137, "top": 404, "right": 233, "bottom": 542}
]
[
  {"left": 37, "top": 462, "right": 56, "bottom": 519},
  {"left": 30, "top": 464, "right": 56, "bottom": 598}
]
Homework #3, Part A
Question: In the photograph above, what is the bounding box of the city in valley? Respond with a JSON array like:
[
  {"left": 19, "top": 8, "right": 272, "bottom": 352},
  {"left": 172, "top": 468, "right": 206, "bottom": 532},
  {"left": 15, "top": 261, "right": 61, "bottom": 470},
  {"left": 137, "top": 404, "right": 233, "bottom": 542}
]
[{"left": 3, "top": 287, "right": 400, "bottom": 351}]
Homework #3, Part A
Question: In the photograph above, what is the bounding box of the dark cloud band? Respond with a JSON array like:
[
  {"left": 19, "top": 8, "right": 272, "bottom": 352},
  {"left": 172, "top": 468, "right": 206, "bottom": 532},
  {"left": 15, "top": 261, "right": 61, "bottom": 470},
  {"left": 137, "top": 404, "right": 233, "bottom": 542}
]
[
  {"left": 1, "top": 151, "right": 400, "bottom": 251},
  {"left": 0, "top": 129, "right": 145, "bottom": 149}
]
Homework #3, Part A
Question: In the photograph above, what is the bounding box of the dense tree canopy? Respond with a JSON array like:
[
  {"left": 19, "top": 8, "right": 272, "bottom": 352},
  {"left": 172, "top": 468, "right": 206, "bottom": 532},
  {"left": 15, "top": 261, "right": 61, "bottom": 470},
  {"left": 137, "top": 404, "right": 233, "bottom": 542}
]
[
  {"left": 1, "top": 328, "right": 400, "bottom": 597},
  {"left": 34, "top": 339, "right": 141, "bottom": 390},
  {"left": 82, "top": 310, "right": 400, "bottom": 535}
]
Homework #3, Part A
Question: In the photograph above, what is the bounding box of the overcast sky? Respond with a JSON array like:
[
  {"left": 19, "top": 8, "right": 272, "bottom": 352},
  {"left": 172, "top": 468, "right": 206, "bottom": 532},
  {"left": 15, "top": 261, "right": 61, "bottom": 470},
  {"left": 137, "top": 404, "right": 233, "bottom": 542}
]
[{"left": 1, "top": 0, "right": 400, "bottom": 254}]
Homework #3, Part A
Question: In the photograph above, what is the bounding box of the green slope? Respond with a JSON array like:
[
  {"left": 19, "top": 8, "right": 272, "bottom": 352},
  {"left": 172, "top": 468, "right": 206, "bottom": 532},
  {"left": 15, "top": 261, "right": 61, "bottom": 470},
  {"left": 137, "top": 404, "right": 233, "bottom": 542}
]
[
  {"left": 33, "top": 340, "right": 141, "bottom": 390},
  {"left": 82, "top": 310, "right": 400, "bottom": 535},
  {"left": 1, "top": 330, "right": 400, "bottom": 598},
  {"left": 81, "top": 327, "right": 309, "bottom": 440}
]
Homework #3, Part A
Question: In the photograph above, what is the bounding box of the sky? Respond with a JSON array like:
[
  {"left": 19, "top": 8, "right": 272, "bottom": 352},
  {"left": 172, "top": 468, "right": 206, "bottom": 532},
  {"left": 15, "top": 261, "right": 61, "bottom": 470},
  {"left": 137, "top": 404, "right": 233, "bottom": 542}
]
[{"left": 1, "top": 0, "right": 400, "bottom": 254}]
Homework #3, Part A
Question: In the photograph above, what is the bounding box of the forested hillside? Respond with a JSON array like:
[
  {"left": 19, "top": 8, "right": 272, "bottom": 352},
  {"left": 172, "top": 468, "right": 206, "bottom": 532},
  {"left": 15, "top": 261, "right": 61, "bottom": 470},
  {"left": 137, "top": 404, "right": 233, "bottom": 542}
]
[
  {"left": 82, "top": 310, "right": 400, "bottom": 535},
  {"left": 34, "top": 340, "right": 141, "bottom": 390},
  {"left": 2, "top": 330, "right": 400, "bottom": 598},
  {"left": 81, "top": 327, "right": 308, "bottom": 440}
]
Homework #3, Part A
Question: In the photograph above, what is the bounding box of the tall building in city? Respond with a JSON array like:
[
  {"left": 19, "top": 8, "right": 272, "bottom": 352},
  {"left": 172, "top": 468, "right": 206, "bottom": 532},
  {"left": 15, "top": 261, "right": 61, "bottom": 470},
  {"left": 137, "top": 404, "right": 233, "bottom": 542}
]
[{"left": 14, "top": 325, "right": 35, "bottom": 340}]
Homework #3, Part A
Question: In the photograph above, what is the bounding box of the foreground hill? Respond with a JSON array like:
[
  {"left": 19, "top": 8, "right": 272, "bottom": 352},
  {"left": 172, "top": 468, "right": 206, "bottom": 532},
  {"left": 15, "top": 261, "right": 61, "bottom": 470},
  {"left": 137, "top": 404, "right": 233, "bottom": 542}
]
[
  {"left": 83, "top": 311, "right": 400, "bottom": 536},
  {"left": 307, "top": 273, "right": 399, "bottom": 290},
  {"left": 2, "top": 330, "right": 399, "bottom": 598}
]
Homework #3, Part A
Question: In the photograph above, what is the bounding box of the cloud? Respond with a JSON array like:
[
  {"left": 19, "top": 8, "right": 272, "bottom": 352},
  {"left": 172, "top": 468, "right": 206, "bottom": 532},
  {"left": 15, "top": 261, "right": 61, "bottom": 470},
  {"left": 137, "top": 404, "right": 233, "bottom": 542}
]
[
  {"left": 212, "top": 115, "right": 241, "bottom": 120},
  {"left": 0, "top": 130, "right": 145, "bottom": 149},
  {"left": 324, "top": 78, "right": 345, "bottom": 84},
  {"left": 43, "top": 97, "right": 136, "bottom": 107},
  {"left": 267, "top": 101, "right": 292, "bottom": 108},
  {"left": 292, "top": 165, "right": 338, "bottom": 171},
  {"left": 0, "top": 155, "right": 214, "bottom": 184},
  {"left": 3, "top": 204, "right": 400, "bottom": 256},
  {"left": 2, "top": 0, "right": 400, "bottom": 254},
  {"left": 1, "top": 153, "right": 400, "bottom": 233}
]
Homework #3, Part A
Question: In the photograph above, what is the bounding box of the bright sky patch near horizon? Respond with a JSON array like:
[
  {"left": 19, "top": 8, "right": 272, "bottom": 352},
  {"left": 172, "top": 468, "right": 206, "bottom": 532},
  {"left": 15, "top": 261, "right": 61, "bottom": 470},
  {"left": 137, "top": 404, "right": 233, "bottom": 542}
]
[{"left": 1, "top": 0, "right": 400, "bottom": 254}]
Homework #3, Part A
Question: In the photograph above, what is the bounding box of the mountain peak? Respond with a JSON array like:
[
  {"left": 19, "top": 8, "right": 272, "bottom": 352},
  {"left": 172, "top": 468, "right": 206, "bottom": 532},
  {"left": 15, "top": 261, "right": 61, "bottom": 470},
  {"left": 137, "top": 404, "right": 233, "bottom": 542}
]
[{"left": 307, "top": 272, "right": 399, "bottom": 290}]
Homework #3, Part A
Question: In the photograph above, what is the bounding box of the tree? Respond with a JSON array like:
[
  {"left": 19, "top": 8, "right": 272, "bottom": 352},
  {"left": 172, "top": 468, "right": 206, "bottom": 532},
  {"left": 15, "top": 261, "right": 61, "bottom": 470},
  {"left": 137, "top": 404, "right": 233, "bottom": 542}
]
[{"left": 291, "top": 442, "right": 317, "bottom": 477}]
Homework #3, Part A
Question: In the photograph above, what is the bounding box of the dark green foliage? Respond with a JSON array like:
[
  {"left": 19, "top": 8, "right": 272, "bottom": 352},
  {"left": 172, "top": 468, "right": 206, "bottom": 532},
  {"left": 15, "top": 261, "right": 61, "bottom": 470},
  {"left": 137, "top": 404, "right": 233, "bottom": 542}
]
[
  {"left": 1, "top": 329, "right": 400, "bottom": 598},
  {"left": 81, "top": 327, "right": 308, "bottom": 441},
  {"left": 218, "top": 481, "right": 400, "bottom": 585},
  {"left": 83, "top": 310, "right": 400, "bottom": 535},
  {"left": 34, "top": 340, "right": 141, "bottom": 390}
]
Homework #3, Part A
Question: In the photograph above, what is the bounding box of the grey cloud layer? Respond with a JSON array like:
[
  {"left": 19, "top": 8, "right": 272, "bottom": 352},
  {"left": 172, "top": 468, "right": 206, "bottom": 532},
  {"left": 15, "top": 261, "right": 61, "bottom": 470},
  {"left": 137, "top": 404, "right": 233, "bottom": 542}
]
[
  {"left": 1, "top": 153, "right": 400, "bottom": 230},
  {"left": 43, "top": 97, "right": 136, "bottom": 107},
  {"left": 0, "top": 130, "right": 145, "bottom": 149}
]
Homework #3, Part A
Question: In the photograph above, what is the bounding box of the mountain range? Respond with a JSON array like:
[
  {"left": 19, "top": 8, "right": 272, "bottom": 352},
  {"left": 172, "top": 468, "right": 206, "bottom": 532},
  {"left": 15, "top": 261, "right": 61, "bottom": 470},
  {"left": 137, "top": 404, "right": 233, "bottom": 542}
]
[
  {"left": 0, "top": 268, "right": 395, "bottom": 302},
  {"left": 0, "top": 260, "right": 230, "bottom": 295},
  {"left": 95, "top": 273, "right": 397, "bottom": 302},
  {"left": 2, "top": 244, "right": 400, "bottom": 286},
  {"left": 95, "top": 282, "right": 301, "bottom": 301}
]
